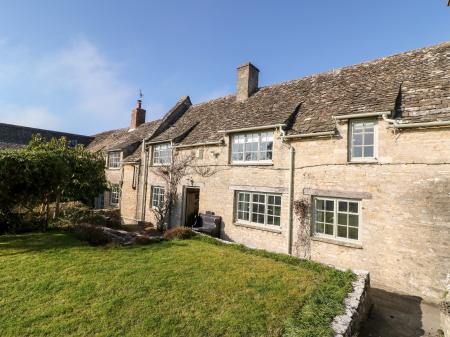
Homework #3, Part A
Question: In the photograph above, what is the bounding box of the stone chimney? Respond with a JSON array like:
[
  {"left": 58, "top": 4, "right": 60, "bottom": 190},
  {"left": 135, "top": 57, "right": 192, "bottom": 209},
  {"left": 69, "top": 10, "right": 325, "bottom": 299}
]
[
  {"left": 236, "top": 63, "right": 259, "bottom": 102},
  {"left": 130, "top": 99, "right": 146, "bottom": 129}
]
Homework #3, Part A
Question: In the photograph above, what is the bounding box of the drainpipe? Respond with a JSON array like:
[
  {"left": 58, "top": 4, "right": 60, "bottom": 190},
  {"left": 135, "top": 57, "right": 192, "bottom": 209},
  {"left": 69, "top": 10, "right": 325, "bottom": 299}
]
[
  {"left": 287, "top": 145, "right": 295, "bottom": 255},
  {"left": 280, "top": 125, "right": 295, "bottom": 255},
  {"left": 141, "top": 140, "right": 149, "bottom": 222}
]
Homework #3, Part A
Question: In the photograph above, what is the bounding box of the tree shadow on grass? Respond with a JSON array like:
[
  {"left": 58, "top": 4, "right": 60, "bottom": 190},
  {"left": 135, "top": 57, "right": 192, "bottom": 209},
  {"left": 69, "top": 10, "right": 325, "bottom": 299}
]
[{"left": 0, "top": 231, "right": 189, "bottom": 257}]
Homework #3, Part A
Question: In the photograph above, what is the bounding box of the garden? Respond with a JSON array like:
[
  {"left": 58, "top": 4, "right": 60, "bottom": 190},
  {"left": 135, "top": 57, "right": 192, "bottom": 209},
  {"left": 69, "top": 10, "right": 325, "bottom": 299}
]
[
  {"left": 0, "top": 231, "right": 355, "bottom": 337},
  {"left": 0, "top": 137, "right": 356, "bottom": 336}
]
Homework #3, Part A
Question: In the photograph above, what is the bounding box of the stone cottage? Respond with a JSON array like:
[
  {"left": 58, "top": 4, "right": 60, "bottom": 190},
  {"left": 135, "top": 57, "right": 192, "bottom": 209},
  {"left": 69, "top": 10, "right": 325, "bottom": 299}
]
[{"left": 89, "top": 41, "right": 450, "bottom": 304}]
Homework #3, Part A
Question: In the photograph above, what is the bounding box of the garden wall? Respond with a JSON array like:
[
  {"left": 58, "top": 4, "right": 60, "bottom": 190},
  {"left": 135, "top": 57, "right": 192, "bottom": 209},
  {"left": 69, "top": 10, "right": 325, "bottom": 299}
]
[{"left": 332, "top": 270, "right": 371, "bottom": 337}]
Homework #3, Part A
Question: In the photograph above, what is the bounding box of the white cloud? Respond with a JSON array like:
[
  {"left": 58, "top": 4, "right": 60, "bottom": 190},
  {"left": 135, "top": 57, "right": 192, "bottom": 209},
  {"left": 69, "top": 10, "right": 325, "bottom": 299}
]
[{"left": 0, "top": 37, "right": 145, "bottom": 134}]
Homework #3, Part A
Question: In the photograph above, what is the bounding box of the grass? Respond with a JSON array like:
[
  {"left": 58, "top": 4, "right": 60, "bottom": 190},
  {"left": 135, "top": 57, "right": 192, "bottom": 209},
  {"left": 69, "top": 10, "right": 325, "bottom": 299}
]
[{"left": 0, "top": 232, "right": 355, "bottom": 337}]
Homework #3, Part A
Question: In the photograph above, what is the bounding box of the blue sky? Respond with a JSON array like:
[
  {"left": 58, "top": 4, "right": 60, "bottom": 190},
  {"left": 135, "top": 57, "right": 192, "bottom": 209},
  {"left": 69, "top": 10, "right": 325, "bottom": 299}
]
[{"left": 0, "top": 0, "right": 448, "bottom": 135}]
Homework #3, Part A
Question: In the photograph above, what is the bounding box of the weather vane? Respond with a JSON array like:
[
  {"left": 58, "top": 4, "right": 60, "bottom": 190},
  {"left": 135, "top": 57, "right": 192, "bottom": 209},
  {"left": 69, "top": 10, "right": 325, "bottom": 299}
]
[{"left": 139, "top": 89, "right": 143, "bottom": 100}]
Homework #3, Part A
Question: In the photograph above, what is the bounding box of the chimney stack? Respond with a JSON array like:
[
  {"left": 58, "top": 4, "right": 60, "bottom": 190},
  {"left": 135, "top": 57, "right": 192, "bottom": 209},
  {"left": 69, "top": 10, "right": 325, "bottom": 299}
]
[
  {"left": 130, "top": 99, "right": 146, "bottom": 129},
  {"left": 236, "top": 63, "right": 259, "bottom": 102}
]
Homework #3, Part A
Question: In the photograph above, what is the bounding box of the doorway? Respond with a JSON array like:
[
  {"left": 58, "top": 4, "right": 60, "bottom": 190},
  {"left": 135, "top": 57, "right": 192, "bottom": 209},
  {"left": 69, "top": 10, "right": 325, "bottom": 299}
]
[{"left": 184, "top": 187, "right": 200, "bottom": 227}]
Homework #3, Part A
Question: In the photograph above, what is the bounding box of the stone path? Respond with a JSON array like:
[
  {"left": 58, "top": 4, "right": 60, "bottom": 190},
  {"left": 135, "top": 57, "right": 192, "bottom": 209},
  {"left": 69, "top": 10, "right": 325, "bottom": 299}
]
[{"left": 359, "top": 287, "right": 441, "bottom": 337}]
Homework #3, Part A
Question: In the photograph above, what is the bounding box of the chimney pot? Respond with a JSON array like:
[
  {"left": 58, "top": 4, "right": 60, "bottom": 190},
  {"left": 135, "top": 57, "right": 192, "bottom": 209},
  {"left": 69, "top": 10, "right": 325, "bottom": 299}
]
[{"left": 236, "top": 62, "right": 259, "bottom": 102}]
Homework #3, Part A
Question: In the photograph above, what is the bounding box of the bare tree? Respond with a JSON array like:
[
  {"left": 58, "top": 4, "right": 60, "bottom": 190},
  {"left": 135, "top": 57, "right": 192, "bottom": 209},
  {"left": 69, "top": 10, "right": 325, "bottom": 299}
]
[
  {"left": 151, "top": 150, "right": 195, "bottom": 231},
  {"left": 293, "top": 198, "right": 311, "bottom": 259}
]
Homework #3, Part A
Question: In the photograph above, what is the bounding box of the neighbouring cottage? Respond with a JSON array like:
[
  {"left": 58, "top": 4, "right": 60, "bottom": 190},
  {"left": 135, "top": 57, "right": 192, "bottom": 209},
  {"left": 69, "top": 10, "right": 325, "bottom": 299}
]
[{"left": 0, "top": 122, "right": 92, "bottom": 149}]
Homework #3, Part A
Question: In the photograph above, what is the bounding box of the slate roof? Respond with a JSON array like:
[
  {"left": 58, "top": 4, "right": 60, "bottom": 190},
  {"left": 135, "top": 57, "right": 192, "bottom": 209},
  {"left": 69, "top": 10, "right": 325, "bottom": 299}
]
[
  {"left": 148, "top": 41, "right": 450, "bottom": 145},
  {"left": 0, "top": 123, "right": 93, "bottom": 150},
  {"left": 87, "top": 119, "right": 161, "bottom": 162}
]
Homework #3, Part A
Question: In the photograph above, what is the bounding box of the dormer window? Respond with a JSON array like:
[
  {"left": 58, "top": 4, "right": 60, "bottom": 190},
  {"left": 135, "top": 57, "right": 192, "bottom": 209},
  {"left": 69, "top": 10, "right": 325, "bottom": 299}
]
[
  {"left": 349, "top": 119, "right": 377, "bottom": 162},
  {"left": 231, "top": 131, "right": 273, "bottom": 163},
  {"left": 107, "top": 151, "right": 121, "bottom": 169},
  {"left": 153, "top": 143, "right": 171, "bottom": 165}
]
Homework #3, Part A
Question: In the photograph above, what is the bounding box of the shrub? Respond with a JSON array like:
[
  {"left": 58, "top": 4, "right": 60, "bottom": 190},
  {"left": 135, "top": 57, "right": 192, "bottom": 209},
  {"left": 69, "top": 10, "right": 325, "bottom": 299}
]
[
  {"left": 70, "top": 224, "right": 111, "bottom": 246},
  {"left": 163, "top": 227, "right": 195, "bottom": 240}
]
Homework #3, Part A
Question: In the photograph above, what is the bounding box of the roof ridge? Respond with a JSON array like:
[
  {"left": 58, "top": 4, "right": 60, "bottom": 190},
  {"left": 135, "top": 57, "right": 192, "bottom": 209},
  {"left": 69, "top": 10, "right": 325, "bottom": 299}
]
[
  {"left": 260, "top": 40, "right": 450, "bottom": 91},
  {"left": 0, "top": 122, "right": 91, "bottom": 138},
  {"left": 191, "top": 94, "right": 235, "bottom": 107},
  {"left": 182, "top": 40, "right": 450, "bottom": 108}
]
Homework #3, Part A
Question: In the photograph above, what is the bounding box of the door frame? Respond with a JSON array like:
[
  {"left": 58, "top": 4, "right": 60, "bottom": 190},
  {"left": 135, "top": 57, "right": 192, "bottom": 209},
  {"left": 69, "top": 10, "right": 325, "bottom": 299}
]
[{"left": 182, "top": 186, "right": 200, "bottom": 226}]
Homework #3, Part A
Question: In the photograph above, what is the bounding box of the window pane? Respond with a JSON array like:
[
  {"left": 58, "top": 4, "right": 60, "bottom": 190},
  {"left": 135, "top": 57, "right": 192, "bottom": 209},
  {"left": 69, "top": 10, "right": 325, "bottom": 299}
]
[
  {"left": 353, "top": 146, "right": 363, "bottom": 157},
  {"left": 316, "top": 199, "right": 324, "bottom": 210},
  {"left": 364, "top": 133, "right": 374, "bottom": 145},
  {"left": 325, "top": 200, "right": 334, "bottom": 211},
  {"left": 353, "top": 134, "right": 363, "bottom": 146},
  {"left": 338, "top": 213, "right": 347, "bottom": 225},
  {"left": 337, "top": 225, "right": 347, "bottom": 238},
  {"left": 325, "top": 224, "right": 334, "bottom": 235},
  {"left": 349, "top": 214, "right": 359, "bottom": 227},
  {"left": 338, "top": 201, "right": 347, "bottom": 212},
  {"left": 316, "top": 211, "right": 324, "bottom": 222},
  {"left": 316, "top": 223, "right": 324, "bottom": 233},
  {"left": 274, "top": 217, "right": 280, "bottom": 226},
  {"left": 364, "top": 146, "right": 374, "bottom": 157},
  {"left": 325, "top": 212, "right": 334, "bottom": 223},
  {"left": 349, "top": 227, "right": 358, "bottom": 239},
  {"left": 349, "top": 202, "right": 358, "bottom": 213}
]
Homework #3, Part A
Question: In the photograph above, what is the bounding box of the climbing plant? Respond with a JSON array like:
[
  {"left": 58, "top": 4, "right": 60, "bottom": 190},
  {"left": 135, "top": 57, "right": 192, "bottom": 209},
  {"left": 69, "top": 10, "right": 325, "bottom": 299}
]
[{"left": 293, "top": 198, "right": 311, "bottom": 259}]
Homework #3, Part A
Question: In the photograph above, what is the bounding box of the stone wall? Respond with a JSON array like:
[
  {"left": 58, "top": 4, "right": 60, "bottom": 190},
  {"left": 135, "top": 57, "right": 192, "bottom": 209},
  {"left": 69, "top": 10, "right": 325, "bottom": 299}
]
[
  {"left": 332, "top": 270, "right": 371, "bottom": 337},
  {"left": 120, "top": 164, "right": 139, "bottom": 223},
  {"left": 134, "top": 120, "right": 449, "bottom": 303},
  {"left": 143, "top": 129, "right": 291, "bottom": 252},
  {"left": 292, "top": 120, "right": 450, "bottom": 302}
]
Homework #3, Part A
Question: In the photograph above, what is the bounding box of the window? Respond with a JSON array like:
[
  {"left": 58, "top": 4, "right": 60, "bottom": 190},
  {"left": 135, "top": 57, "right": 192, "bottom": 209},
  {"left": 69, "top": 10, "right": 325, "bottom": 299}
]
[
  {"left": 151, "top": 186, "right": 165, "bottom": 209},
  {"left": 236, "top": 191, "right": 281, "bottom": 226},
  {"left": 132, "top": 166, "right": 139, "bottom": 189},
  {"left": 108, "top": 151, "right": 121, "bottom": 168},
  {"left": 110, "top": 185, "right": 121, "bottom": 206},
  {"left": 313, "top": 197, "right": 360, "bottom": 241},
  {"left": 231, "top": 131, "right": 273, "bottom": 163},
  {"left": 349, "top": 119, "right": 377, "bottom": 161},
  {"left": 153, "top": 143, "right": 171, "bottom": 165}
]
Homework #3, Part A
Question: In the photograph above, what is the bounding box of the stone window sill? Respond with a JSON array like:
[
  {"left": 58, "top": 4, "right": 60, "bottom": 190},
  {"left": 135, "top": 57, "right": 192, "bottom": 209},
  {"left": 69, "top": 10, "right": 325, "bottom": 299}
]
[
  {"left": 230, "top": 162, "right": 274, "bottom": 167},
  {"left": 347, "top": 160, "right": 378, "bottom": 165},
  {"left": 234, "top": 222, "right": 282, "bottom": 234},
  {"left": 311, "top": 236, "right": 363, "bottom": 249}
]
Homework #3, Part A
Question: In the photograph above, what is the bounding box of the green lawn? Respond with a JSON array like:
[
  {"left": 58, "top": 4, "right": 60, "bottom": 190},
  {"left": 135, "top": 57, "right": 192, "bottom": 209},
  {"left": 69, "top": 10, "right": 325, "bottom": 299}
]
[{"left": 0, "top": 232, "right": 355, "bottom": 337}]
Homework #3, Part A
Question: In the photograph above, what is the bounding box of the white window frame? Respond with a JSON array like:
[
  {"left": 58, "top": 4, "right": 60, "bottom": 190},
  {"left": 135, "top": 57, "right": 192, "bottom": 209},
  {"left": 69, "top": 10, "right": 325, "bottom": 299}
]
[
  {"left": 107, "top": 151, "right": 121, "bottom": 169},
  {"left": 349, "top": 119, "right": 378, "bottom": 162},
  {"left": 235, "top": 191, "right": 281, "bottom": 228},
  {"left": 230, "top": 131, "right": 274, "bottom": 164},
  {"left": 312, "top": 197, "right": 361, "bottom": 242},
  {"left": 152, "top": 143, "right": 171, "bottom": 165},
  {"left": 110, "top": 184, "right": 121, "bottom": 206},
  {"left": 151, "top": 186, "right": 165, "bottom": 209}
]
